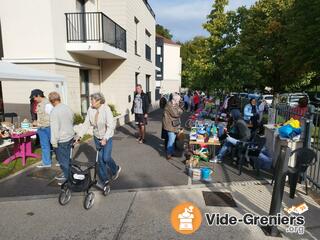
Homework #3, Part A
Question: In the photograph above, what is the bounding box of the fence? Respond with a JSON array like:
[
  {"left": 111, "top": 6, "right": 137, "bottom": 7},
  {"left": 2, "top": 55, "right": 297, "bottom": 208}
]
[{"left": 274, "top": 104, "right": 320, "bottom": 191}]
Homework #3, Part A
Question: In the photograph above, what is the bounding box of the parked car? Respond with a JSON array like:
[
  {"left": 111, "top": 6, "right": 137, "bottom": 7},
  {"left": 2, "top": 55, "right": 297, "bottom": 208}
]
[
  {"left": 262, "top": 94, "right": 273, "bottom": 107},
  {"left": 248, "top": 93, "right": 261, "bottom": 100},
  {"left": 239, "top": 92, "right": 248, "bottom": 99},
  {"left": 279, "top": 93, "right": 309, "bottom": 107}
]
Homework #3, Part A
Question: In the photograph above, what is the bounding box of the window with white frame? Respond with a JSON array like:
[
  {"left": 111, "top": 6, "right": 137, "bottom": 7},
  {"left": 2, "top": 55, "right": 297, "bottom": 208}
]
[
  {"left": 134, "top": 17, "right": 140, "bottom": 55},
  {"left": 145, "top": 30, "right": 151, "bottom": 61}
]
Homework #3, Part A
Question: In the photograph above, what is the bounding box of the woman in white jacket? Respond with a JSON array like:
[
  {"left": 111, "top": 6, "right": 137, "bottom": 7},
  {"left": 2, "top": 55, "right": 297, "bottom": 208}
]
[{"left": 78, "top": 92, "right": 121, "bottom": 189}]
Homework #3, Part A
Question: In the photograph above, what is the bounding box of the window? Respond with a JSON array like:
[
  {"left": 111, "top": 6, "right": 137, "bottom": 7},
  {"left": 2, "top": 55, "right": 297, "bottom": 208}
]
[
  {"left": 76, "top": 0, "right": 85, "bottom": 12},
  {"left": 146, "top": 75, "right": 151, "bottom": 104},
  {"left": 134, "top": 17, "right": 140, "bottom": 56},
  {"left": 135, "top": 72, "right": 139, "bottom": 86},
  {"left": 0, "top": 20, "right": 3, "bottom": 59},
  {"left": 146, "top": 75, "right": 150, "bottom": 92},
  {"left": 0, "top": 82, "right": 3, "bottom": 121},
  {"left": 80, "top": 70, "right": 90, "bottom": 116},
  {"left": 145, "top": 30, "right": 151, "bottom": 61}
]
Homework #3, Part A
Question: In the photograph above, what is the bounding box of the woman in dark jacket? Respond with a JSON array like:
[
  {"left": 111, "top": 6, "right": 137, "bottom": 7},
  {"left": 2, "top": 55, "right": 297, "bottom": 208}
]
[{"left": 162, "top": 94, "right": 183, "bottom": 160}]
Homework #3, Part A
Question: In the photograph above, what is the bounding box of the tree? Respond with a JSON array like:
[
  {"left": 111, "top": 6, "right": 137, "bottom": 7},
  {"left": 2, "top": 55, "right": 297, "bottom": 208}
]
[
  {"left": 182, "top": 0, "right": 320, "bottom": 93},
  {"left": 181, "top": 37, "right": 213, "bottom": 90},
  {"left": 156, "top": 24, "right": 173, "bottom": 39},
  {"left": 283, "top": 0, "right": 320, "bottom": 90}
]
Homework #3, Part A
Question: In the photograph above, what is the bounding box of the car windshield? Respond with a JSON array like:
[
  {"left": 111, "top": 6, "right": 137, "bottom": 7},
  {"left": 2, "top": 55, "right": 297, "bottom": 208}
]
[
  {"left": 289, "top": 95, "right": 305, "bottom": 102},
  {"left": 264, "top": 96, "right": 273, "bottom": 100}
]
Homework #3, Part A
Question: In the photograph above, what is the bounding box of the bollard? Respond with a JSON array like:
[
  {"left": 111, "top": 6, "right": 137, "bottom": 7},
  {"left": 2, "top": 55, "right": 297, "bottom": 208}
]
[
  {"left": 304, "top": 105, "right": 315, "bottom": 148},
  {"left": 261, "top": 146, "right": 291, "bottom": 237}
]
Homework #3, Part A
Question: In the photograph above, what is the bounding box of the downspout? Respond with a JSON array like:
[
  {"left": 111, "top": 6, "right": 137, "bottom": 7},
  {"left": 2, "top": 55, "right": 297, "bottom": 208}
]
[{"left": 99, "top": 59, "right": 102, "bottom": 91}]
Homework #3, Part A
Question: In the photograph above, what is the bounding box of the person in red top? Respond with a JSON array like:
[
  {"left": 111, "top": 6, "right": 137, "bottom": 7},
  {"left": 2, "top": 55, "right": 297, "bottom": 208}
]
[
  {"left": 193, "top": 92, "right": 200, "bottom": 112},
  {"left": 291, "top": 96, "right": 308, "bottom": 121}
]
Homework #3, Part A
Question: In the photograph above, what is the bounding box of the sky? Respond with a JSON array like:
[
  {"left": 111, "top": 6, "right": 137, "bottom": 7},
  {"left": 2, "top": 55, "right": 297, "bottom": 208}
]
[{"left": 148, "top": 0, "right": 257, "bottom": 42}]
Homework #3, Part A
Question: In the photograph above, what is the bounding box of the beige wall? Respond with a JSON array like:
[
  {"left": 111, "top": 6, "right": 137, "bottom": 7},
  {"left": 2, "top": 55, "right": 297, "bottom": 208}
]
[
  {"left": 96, "top": 0, "right": 156, "bottom": 116},
  {"left": 160, "top": 80, "right": 181, "bottom": 95},
  {"left": 163, "top": 44, "right": 181, "bottom": 82},
  {"left": 0, "top": 0, "right": 55, "bottom": 59},
  {"left": 161, "top": 43, "right": 182, "bottom": 94},
  {"left": 0, "top": 0, "right": 156, "bottom": 122},
  {"left": 2, "top": 63, "right": 81, "bottom": 121}
]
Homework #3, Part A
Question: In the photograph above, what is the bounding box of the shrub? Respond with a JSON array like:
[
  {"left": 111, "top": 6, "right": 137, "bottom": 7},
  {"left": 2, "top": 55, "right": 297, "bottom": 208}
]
[
  {"left": 74, "top": 113, "right": 84, "bottom": 125},
  {"left": 108, "top": 104, "right": 121, "bottom": 117}
]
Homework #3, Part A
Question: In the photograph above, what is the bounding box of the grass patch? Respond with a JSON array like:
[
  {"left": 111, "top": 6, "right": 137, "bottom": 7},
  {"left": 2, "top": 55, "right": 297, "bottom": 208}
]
[
  {"left": 0, "top": 148, "right": 41, "bottom": 179},
  {"left": 81, "top": 134, "right": 92, "bottom": 143}
]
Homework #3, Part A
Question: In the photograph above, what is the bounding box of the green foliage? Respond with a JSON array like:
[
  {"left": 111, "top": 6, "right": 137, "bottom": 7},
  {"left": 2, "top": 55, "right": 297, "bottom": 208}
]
[
  {"left": 73, "top": 113, "right": 84, "bottom": 125},
  {"left": 0, "top": 148, "right": 41, "bottom": 179},
  {"left": 156, "top": 24, "right": 173, "bottom": 39},
  {"left": 80, "top": 134, "right": 92, "bottom": 143},
  {"left": 108, "top": 104, "right": 121, "bottom": 117},
  {"left": 181, "top": 0, "right": 320, "bottom": 93}
]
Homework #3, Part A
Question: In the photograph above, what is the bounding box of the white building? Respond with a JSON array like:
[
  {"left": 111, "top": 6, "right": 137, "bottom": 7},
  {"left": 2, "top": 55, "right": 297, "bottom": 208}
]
[
  {"left": 155, "top": 34, "right": 181, "bottom": 96},
  {"left": 0, "top": 0, "right": 157, "bottom": 124}
]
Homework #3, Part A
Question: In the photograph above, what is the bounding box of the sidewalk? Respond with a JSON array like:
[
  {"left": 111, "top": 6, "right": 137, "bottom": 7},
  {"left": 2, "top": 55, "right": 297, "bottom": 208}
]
[
  {"left": 0, "top": 182, "right": 319, "bottom": 240},
  {"left": 0, "top": 109, "right": 319, "bottom": 239},
  {"left": 0, "top": 109, "right": 270, "bottom": 198}
]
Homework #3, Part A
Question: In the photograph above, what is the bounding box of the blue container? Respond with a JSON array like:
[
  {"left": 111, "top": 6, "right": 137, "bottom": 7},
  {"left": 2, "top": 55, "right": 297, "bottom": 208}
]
[{"left": 201, "top": 167, "right": 212, "bottom": 181}]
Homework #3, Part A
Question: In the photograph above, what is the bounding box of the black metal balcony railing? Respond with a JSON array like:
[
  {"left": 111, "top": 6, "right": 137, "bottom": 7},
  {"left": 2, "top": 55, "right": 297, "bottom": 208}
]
[
  {"left": 143, "top": 0, "right": 155, "bottom": 18},
  {"left": 145, "top": 44, "right": 151, "bottom": 61},
  {"left": 65, "top": 12, "right": 127, "bottom": 52}
]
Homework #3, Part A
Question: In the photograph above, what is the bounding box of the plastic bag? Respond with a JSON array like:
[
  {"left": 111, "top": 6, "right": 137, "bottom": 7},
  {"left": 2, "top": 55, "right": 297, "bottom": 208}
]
[
  {"left": 284, "top": 118, "right": 300, "bottom": 129},
  {"left": 278, "top": 124, "right": 301, "bottom": 139}
]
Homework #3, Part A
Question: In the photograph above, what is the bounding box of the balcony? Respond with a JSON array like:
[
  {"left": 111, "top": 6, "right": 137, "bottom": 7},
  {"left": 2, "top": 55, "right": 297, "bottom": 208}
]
[{"left": 65, "top": 12, "right": 127, "bottom": 59}]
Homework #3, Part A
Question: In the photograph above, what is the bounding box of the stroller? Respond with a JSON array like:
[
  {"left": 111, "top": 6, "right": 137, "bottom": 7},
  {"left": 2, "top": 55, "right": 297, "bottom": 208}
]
[{"left": 58, "top": 144, "right": 110, "bottom": 210}]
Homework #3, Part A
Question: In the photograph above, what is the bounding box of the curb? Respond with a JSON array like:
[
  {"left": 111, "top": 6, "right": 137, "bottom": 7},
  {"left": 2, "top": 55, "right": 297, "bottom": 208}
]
[{"left": 0, "top": 179, "right": 270, "bottom": 203}]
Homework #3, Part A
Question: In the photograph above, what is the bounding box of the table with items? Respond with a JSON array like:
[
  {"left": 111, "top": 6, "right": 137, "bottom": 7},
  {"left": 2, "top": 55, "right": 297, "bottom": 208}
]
[
  {"left": 1, "top": 120, "right": 40, "bottom": 166},
  {"left": 185, "top": 118, "right": 221, "bottom": 182}
]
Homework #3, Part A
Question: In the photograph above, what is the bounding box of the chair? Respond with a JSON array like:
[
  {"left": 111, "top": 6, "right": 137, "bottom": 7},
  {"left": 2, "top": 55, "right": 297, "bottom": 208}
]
[
  {"left": 233, "top": 132, "right": 265, "bottom": 176},
  {"left": 4, "top": 112, "right": 18, "bottom": 124},
  {"left": 271, "top": 148, "right": 317, "bottom": 198},
  {"left": 287, "top": 148, "right": 317, "bottom": 198}
]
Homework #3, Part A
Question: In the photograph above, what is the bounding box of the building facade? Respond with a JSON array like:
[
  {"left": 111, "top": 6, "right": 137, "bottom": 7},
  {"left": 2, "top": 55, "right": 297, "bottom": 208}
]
[
  {"left": 156, "top": 34, "right": 181, "bottom": 95},
  {"left": 0, "top": 0, "right": 156, "bottom": 123}
]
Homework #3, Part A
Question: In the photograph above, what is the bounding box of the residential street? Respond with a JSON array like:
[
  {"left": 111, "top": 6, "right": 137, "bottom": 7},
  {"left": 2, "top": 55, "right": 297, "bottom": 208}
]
[{"left": 0, "top": 110, "right": 319, "bottom": 239}]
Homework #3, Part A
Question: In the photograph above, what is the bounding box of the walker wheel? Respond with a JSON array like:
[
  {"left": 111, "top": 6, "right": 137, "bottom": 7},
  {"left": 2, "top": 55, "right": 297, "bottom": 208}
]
[
  {"left": 84, "top": 192, "right": 95, "bottom": 210},
  {"left": 58, "top": 188, "right": 71, "bottom": 206},
  {"left": 103, "top": 185, "right": 111, "bottom": 196}
]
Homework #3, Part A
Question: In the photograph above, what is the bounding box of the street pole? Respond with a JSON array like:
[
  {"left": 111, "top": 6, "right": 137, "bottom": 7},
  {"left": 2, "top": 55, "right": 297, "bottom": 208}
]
[{"left": 261, "top": 146, "right": 291, "bottom": 237}]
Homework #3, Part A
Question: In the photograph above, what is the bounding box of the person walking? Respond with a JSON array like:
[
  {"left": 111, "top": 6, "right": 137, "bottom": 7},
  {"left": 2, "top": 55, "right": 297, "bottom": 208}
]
[
  {"left": 78, "top": 92, "right": 121, "bottom": 189},
  {"left": 193, "top": 92, "right": 200, "bottom": 112},
  {"left": 30, "top": 89, "right": 53, "bottom": 168},
  {"left": 131, "top": 84, "right": 149, "bottom": 144},
  {"left": 162, "top": 93, "right": 183, "bottom": 160},
  {"left": 49, "top": 92, "right": 75, "bottom": 182},
  {"left": 183, "top": 93, "right": 190, "bottom": 111}
]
